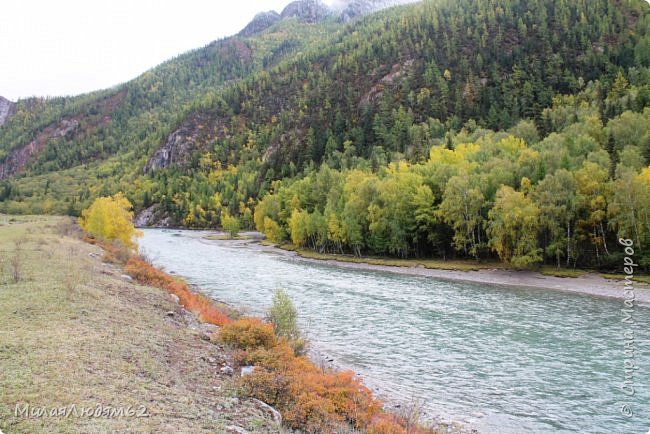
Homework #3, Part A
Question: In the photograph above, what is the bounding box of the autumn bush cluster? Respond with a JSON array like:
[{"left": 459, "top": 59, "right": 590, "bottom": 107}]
[
  {"left": 124, "top": 256, "right": 230, "bottom": 326},
  {"left": 220, "top": 317, "right": 433, "bottom": 434},
  {"left": 117, "top": 252, "right": 431, "bottom": 433}
]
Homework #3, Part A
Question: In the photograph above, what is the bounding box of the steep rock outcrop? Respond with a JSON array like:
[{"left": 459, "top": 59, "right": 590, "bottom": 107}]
[
  {"left": 238, "top": 11, "right": 281, "bottom": 37},
  {"left": 133, "top": 204, "right": 175, "bottom": 227},
  {"left": 0, "top": 96, "right": 15, "bottom": 127},
  {"left": 280, "top": 0, "right": 331, "bottom": 23},
  {"left": 144, "top": 112, "right": 227, "bottom": 173},
  {"left": 0, "top": 119, "right": 79, "bottom": 180},
  {"left": 0, "top": 90, "right": 125, "bottom": 179},
  {"left": 359, "top": 59, "right": 415, "bottom": 107},
  {"left": 337, "top": 0, "right": 377, "bottom": 21}
]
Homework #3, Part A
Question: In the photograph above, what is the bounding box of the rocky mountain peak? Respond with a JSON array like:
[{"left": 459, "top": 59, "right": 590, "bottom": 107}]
[
  {"left": 280, "top": 0, "right": 332, "bottom": 23},
  {"left": 238, "top": 11, "right": 282, "bottom": 37},
  {"left": 237, "top": 0, "right": 420, "bottom": 37}
]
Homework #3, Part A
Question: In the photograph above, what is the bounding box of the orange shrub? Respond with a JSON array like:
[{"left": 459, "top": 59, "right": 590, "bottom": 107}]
[
  {"left": 285, "top": 389, "right": 340, "bottom": 433},
  {"left": 224, "top": 322, "right": 438, "bottom": 433},
  {"left": 239, "top": 368, "right": 294, "bottom": 410},
  {"left": 219, "top": 317, "right": 276, "bottom": 350},
  {"left": 366, "top": 414, "right": 408, "bottom": 434},
  {"left": 99, "top": 239, "right": 131, "bottom": 264},
  {"left": 124, "top": 256, "right": 230, "bottom": 326},
  {"left": 242, "top": 340, "right": 297, "bottom": 371},
  {"left": 318, "top": 370, "right": 381, "bottom": 427},
  {"left": 230, "top": 334, "right": 382, "bottom": 432},
  {"left": 125, "top": 257, "right": 174, "bottom": 287}
]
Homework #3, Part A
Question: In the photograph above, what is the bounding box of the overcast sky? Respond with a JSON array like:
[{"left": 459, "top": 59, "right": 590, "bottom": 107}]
[{"left": 0, "top": 1, "right": 339, "bottom": 101}]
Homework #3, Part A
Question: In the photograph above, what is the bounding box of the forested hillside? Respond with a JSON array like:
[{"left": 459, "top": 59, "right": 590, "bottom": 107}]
[
  {"left": 0, "top": 15, "right": 338, "bottom": 208},
  {"left": 1, "top": 0, "right": 650, "bottom": 269}
]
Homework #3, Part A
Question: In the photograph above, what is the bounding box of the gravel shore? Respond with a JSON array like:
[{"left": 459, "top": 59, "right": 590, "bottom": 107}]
[{"left": 251, "top": 241, "right": 650, "bottom": 306}]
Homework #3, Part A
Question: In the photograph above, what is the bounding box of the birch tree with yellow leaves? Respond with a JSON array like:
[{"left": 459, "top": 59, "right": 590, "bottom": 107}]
[{"left": 79, "top": 193, "right": 142, "bottom": 251}]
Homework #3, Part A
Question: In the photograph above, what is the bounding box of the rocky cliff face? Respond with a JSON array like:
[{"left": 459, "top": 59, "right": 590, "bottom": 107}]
[
  {"left": 144, "top": 128, "right": 194, "bottom": 173},
  {"left": 238, "top": 11, "right": 282, "bottom": 37},
  {"left": 144, "top": 112, "right": 226, "bottom": 173},
  {"left": 133, "top": 204, "right": 175, "bottom": 227},
  {"left": 0, "top": 90, "right": 125, "bottom": 180},
  {"left": 0, "top": 119, "right": 79, "bottom": 180},
  {"left": 0, "top": 96, "right": 15, "bottom": 127},
  {"left": 280, "top": 0, "right": 331, "bottom": 23}
]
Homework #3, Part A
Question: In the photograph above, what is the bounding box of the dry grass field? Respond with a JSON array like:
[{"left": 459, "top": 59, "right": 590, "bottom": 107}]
[{"left": 0, "top": 215, "right": 281, "bottom": 434}]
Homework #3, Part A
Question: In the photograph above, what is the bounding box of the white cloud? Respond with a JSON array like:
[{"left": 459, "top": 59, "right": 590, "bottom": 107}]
[
  {"left": 0, "top": 1, "right": 294, "bottom": 100},
  {"left": 0, "top": 0, "right": 423, "bottom": 101}
]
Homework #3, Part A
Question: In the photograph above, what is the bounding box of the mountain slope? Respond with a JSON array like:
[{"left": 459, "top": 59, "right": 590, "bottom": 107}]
[
  {"left": 137, "top": 0, "right": 649, "bottom": 193},
  {"left": 0, "top": 0, "right": 649, "bottom": 267},
  {"left": 0, "top": 15, "right": 340, "bottom": 177}
]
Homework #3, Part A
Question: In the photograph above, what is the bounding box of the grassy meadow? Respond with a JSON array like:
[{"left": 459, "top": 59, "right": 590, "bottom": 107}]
[{"left": 0, "top": 215, "right": 280, "bottom": 434}]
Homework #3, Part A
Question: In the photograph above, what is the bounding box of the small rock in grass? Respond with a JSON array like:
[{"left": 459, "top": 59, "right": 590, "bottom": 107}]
[
  {"left": 240, "top": 366, "right": 255, "bottom": 377},
  {"left": 225, "top": 425, "right": 249, "bottom": 434},
  {"left": 250, "top": 398, "right": 282, "bottom": 424},
  {"left": 220, "top": 366, "right": 234, "bottom": 376}
]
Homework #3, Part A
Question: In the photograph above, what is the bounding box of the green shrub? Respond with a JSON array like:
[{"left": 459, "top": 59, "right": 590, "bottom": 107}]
[
  {"left": 221, "top": 211, "right": 240, "bottom": 239},
  {"left": 268, "top": 288, "right": 307, "bottom": 355}
]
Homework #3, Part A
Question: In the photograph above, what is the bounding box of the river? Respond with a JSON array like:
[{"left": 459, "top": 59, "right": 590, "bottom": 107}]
[{"left": 139, "top": 229, "right": 650, "bottom": 434}]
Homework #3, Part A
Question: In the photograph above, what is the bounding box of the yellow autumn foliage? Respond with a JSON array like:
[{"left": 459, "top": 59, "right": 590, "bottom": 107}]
[{"left": 79, "top": 193, "right": 142, "bottom": 250}]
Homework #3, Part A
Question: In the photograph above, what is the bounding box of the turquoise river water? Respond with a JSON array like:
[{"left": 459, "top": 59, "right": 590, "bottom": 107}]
[{"left": 140, "top": 229, "right": 649, "bottom": 434}]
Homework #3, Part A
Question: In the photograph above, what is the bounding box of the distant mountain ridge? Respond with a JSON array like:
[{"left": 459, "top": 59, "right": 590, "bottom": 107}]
[{"left": 238, "top": 0, "right": 419, "bottom": 36}]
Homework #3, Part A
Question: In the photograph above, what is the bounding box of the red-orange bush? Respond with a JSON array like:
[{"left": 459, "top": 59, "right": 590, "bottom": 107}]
[
  {"left": 238, "top": 368, "right": 294, "bottom": 410},
  {"left": 366, "top": 414, "right": 408, "bottom": 434},
  {"left": 124, "top": 256, "right": 230, "bottom": 326},
  {"left": 224, "top": 316, "right": 437, "bottom": 434},
  {"left": 285, "top": 388, "right": 339, "bottom": 433},
  {"left": 240, "top": 340, "right": 296, "bottom": 370},
  {"left": 219, "top": 317, "right": 277, "bottom": 350},
  {"left": 230, "top": 333, "right": 382, "bottom": 432}
]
